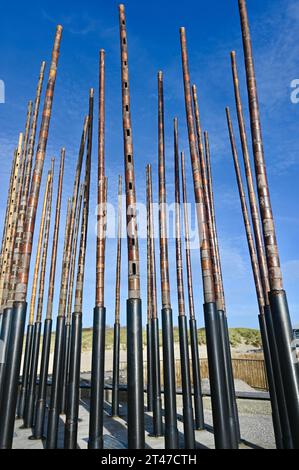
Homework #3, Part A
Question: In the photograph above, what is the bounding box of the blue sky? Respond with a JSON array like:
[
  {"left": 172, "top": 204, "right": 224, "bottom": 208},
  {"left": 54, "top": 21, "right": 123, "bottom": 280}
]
[{"left": 0, "top": 0, "right": 298, "bottom": 330}]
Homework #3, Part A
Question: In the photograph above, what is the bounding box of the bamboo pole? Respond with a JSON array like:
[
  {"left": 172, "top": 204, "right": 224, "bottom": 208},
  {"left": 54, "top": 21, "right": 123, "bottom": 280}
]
[
  {"left": 118, "top": 4, "right": 144, "bottom": 450},
  {"left": 157, "top": 71, "right": 178, "bottom": 449},
  {"left": 32, "top": 150, "right": 66, "bottom": 440},
  {"left": 174, "top": 118, "right": 195, "bottom": 449},
  {"left": 226, "top": 107, "right": 285, "bottom": 448},
  {"left": 147, "top": 164, "right": 163, "bottom": 437},
  {"left": 24, "top": 161, "right": 54, "bottom": 429},
  {"left": 180, "top": 26, "right": 231, "bottom": 449},
  {"left": 238, "top": 0, "right": 299, "bottom": 447},
  {"left": 7, "top": 62, "right": 46, "bottom": 307},
  {"left": 112, "top": 176, "right": 123, "bottom": 418},
  {"left": 65, "top": 91, "right": 93, "bottom": 449},
  {"left": 230, "top": 51, "right": 293, "bottom": 449},
  {"left": 146, "top": 169, "right": 153, "bottom": 414},
  {"left": 181, "top": 151, "right": 205, "bottom": 431}
]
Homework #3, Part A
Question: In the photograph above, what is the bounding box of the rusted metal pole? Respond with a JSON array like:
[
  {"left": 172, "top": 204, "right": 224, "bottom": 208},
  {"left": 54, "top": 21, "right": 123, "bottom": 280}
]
[
  {"left": 112, "top": 176, "right": 122, "bottom": 418},
  {"left": 65, "top": 90, "right": 93, "bottom": 450},
  {"left": 47, "top": 111, "right": 89, "bottom": 450},
  {"left": 60, "top": 185, "right": 83, "bottom": 416},
  {"left": 18, "top": 171, "right": 51, "bottom": 423},
  {"left": 147, "top": 165, "right": 163, "bottom": 437},
  {"left": 226, "top": 107, "right": 285, "bottom": 448},
  {"left": 157, "top": 71, "right": 178, "bottom": 450},
  {"left": 180, "top": 26, "right": 231, "bottom": 449},
  {"left": 118, "top": 4, "right": 144, "bottom": 450},
  {"left": 230, "top": 52, "right": 293, "bottom": 448},
  {"left": 146, "top": 169, "right": 154, "bottom": 414},
  {"left": 24, "top": 161, "right": 54, "bottom": 429},
  {"left": 89, "top": 50, "right": 107, "bottom": 452},
  {"left": 174, "top": 118, "right": 195, "bottom": 449},
  {"left": 181, "top": 151, "right": 205, "bottom": 431},
  {"left": 0, "top": 27, "right": 62, "bottom": 448},
  {"left": 238, "top": 0, "right": 299, "bottom": 447},
  {"left": 32, "top": 149, "right": 65, "bottom": 441}
]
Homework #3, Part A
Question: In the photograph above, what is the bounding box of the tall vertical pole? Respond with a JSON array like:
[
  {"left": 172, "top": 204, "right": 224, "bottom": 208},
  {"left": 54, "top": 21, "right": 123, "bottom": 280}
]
[
  {"left": 146, "top": 170, "right": 154, "bottom": 414},
  {"left": 60, "top": 185, "right": 83, "bottom": 416},
  {"left": 0, "top": 26, "right": 62, "bottom": 449},
  {"left": 112, "top": 176, "right": 122, "bottom": 418},
  {"left": 174, "top": 119, "right": 195, "bottom": 449},
  {"left": 157, "top": 72, "right": 178, "bottom": 450},
  {"left": 118, "top": 4, "right": 145, "bottom": 450},
  {"left": 32, "top": 149, "right": 65, "bottom": 440},
  {"left": 89, "top": 49, "right": 107, "bottom": 451},
  {"left": 18, "top": 172, "right": 51, "bottom": 423},
  {"left": 24, "top": 161, "right": 54, "bottom": 429},
  {"left": 238, "top": 0, "right": 299, "bottom": 447},
  {"left": 180, "top": 27, "right": 231, "bottom": 449},
  {"left": 230, "top": 51, "right": 293, "bottom": 449},
  {"left": 46, "top": 115, "right": 88, "bottom": 450},
  {"left": 181, "top": 151, "right": 205, "bottom": 431},
  {"left": 66, "top": 90, "right": 93, "bottom": 450},
  {"left": 147, "top": 165, "right": 163, "bottom": 438}
]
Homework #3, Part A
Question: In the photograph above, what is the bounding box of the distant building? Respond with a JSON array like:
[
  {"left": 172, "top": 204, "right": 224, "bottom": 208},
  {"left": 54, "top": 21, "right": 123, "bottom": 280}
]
[{"left": 294, "top": 324, "right": 299, "bottom": 347}]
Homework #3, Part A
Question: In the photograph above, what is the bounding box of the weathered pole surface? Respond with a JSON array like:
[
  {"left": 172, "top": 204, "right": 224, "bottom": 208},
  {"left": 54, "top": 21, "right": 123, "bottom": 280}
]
[
  {"left": 226, "top": 107, "right": 285, "bottom": 449},
  {"left": 238, "top": 0, "right": 299, "bottom": 447},
  {"left": 24, "top": 161, "right": 54, "bottom": 429},
  {"left": 0, "top": 27, "right": 62, "bottom": 448},
  {"left": 0, "top": 134, "right": 23, "bottom": 309},
  {"left": 112, "top": 176, "right": 122, "bottom": 418},
  {"left": 192, "top": 84, "right": 239, "bottom": 448},
  {"left": 181, "top": 151, "right": 205, "bottom": 431},
  {"left": 18, "top": 172, "right": 51, "bottom": 422},
  {"left": 180, "top": 26, "right": 231, "bottom": 449},
  {"left": 7, "top": 62, "right": 46, "bottom": 308},
  {"left": 118, "top": 4, "right": 145, "bottom": 450},
  {"left": 89, "top": 49, "right": 107, "bottom": 451},
  {"left": 157, "top": 71, "right": 178, "bottom": 450},
  {"left": 147, "top": 165, "right": 163, "bottom": 437},
  {"left": 146, "top": 169, "right": 153, "bottom": 414},
  {"left": 230, "top": 51, "right": 293, "bottom": 449},
  {"left": 32, "top": 149, "right": 65, "bottom": 441},
  {"left": 60, "top": 185, "right": 83, "bottom": 416},
  {"left": 174, "top": 119, "right": 195, "bottom": 449},
  {"left": 203, "top": 130, "right": 241, "bottom": 444},
  {"left": 47, "top": 113, "right": 89, "bottom": 450},
  {"left": 1, "top": 102, "right": 33, "bottom": 309},
  {"left": 65, "top": 91, "right": 93, "bottom": 450}
]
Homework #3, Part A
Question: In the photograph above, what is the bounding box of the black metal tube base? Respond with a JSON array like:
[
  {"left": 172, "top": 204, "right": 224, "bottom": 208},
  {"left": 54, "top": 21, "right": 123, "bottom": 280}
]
[
  {"left": 161, "top": 308, "right": 179, "bottom": 449},
  {"left": 46, "top": 315, "right": 66, "bottom": 449},
  {"left": 127, "top": 299, "right": 145, "bottom": 450},
  {"left": 258, "top": 312, "right": 284, "bottom": 449},
  {"left": 269, "top": 291, "right": 299, "bottom": 448},
  {"left": 16, "top": 323, "right": 33, "bottom": 420},
  {"left": 30, "top": 319, "right": 53, "bottom": 440},
  {"left": 60, "top": 322, "right": 71, "bottom": 415},
  {"left": 151, "top": 317, "right": 163, "bottom": 437},
  {"left": 264, "top": 305, "right": 293, "bottom": 449},
  {"left": 112, "top": 322, "right": 120, "bottom": 418},
  {"left": 204, "top": 303, "right": 231, "bottom": 449},
  {"left": 146, "top": 322, "right": 154, "bottom": 413},
  {"left": 189, "top": 318, "right": 204, "bottom": 431},
  {"left": 23, "top": 321, "right": 42, "bottom": 429},
  {"left": 0, "top": 301, "right": 27, "bottom": 449},
  {"left": 178, "top": 315, "right": 195, "bottom": 449},
  {"left": 88, "top": 306, "right": 106, "bottom": 450},
  {"left": 218, "top": 310, "right": 239, "bottom": 449},
  {"left": 64, "top": 312, "right": 82, "bottom": 449},
  {"left": 0, "top": 307, "right": 13, "bottom": 403}
]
